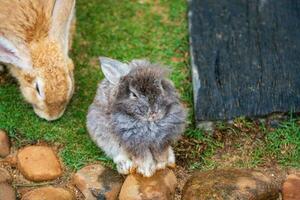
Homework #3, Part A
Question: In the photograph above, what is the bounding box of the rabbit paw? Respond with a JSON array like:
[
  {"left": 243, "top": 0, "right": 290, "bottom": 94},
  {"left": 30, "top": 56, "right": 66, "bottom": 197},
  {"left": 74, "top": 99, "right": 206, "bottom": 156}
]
[
  {"left": 167, "top": 147, "right": 176, "bottom": 168},
  {"left": 156, "top": 160, "right": 168, "bottom": 170},
  {"left": 136, "top": 159, "right": 156, "bottom": 177},
  {"left": 114, "top": 155, "right": 134, "bottom": 175},
  {"left": 156, "top": 147, "right": 176, "bottom": 169}
]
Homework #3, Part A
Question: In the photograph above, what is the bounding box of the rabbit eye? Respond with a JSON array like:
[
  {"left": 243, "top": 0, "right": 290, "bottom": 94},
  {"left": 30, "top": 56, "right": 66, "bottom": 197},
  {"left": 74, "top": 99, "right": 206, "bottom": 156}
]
[
  {"left": 35, "top": 83, "right": 40, "bottom": 95},
  {"left": 130, "top": 92, "right": 138, "bottom": 99}
]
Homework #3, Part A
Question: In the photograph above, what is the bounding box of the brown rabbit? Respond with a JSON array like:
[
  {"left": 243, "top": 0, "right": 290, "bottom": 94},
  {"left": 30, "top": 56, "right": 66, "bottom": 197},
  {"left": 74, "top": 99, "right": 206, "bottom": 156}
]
[{"left": 0, "top": 0, "right": 76, "bottom": 121}]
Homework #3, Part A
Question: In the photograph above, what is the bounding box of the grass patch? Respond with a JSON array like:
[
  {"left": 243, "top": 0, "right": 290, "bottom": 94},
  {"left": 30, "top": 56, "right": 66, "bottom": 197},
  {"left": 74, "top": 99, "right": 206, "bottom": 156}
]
[
  {"left": 263, "top": 119, "right": 300, "bottom": 167},
  {"left": 192, "top": 117, "right": 300, "bottom": 170}
]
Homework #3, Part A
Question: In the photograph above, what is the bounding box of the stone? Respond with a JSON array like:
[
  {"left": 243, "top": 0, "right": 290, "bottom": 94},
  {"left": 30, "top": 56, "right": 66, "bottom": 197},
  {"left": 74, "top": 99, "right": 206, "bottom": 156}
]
[
  {"left": 17, "top": 146, "right": 62, "bottom": 182},
  {"left": 0, "top": 130, "right": 10, "bottom": 157},
  {"left": 119, "top": 168, "right": 177, "bottom": 200},
  {"left": 4, "top": 154, "right": 17, "bottom": 167},
  {"left": 182, "top": 169, "right": 279, "bottom": 200},
  {"left": 282, "top": 174, "right": 300, "bottom": 200},
  {"left": 0, "top": 183, "right": 16, "bottom": 200},
  {"left": 0, "top": 168, "right": 12, "bottom": 183},
  {"left": 73, "top": 164, "right": 124, "bottom": 200},
  {"left": 21, "top": 186, "right": 73, "bottom": 200}
]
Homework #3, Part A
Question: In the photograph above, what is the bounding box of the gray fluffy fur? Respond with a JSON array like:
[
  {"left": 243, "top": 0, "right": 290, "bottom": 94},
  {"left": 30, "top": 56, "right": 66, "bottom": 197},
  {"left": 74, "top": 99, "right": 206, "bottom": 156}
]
[{"left": 87, "top": 58, "right": 186, "bottom": 175}]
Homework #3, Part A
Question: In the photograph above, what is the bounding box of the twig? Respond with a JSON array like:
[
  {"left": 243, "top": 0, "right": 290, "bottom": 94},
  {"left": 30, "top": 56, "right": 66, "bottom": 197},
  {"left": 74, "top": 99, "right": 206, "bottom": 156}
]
[{"left": 13, "top": 182, "right": 55, "bottom": 187}]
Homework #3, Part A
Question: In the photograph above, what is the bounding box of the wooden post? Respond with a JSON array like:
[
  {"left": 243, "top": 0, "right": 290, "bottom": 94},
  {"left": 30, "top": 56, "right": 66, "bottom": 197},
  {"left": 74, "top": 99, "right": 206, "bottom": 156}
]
[{"left": 189, "top": 0, "right": 300, "bottom": 125}]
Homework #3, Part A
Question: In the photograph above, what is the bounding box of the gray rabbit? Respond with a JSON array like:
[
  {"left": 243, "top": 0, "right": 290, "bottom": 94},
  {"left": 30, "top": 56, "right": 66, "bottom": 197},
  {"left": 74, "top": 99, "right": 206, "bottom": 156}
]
[{"left": 87, "top": 57, "right": 186, "bottom": 177}]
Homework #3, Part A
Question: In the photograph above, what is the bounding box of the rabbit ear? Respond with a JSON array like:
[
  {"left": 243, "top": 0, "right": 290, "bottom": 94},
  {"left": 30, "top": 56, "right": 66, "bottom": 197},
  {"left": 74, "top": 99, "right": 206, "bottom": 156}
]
[
  {"left": 99, "top": 57, "right": 132, "bottom": 85},
  {"left": 0, "top": 36, "right": 32, "bottom": 70},
  {"left": 49, "top": 0, "right": 75, "bottom": 55},
  {"left": 130, "top": 59, "right": 151, "bottom": 68}
]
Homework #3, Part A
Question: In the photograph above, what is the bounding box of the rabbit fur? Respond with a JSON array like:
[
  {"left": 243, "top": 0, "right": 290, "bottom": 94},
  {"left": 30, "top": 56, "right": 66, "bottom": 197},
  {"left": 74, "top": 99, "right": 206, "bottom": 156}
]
[
  {"left": 87, "top": 57, "right": 186, "bottom": 177},
  {"left": 0, "top": 0, "right": 76, "bottom": 121}
]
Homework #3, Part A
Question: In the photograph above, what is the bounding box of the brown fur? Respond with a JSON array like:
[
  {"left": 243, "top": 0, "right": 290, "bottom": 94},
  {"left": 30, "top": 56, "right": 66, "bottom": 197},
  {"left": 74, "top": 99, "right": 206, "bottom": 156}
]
[
  {"left": 0, "top": 0, "right": 53, "bottom": 42},
  {"left": 0, "top": 0, "right": 75, "bottom": 120}
]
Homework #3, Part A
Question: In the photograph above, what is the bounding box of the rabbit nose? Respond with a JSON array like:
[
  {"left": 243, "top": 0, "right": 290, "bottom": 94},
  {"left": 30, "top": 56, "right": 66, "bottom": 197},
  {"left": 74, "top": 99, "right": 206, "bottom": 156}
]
[
  {"left": 148, "top": 111, "right": 158, "bottom": 121},
  {"left": 149, "top": 111, "right": 156, "bottom": 117}
]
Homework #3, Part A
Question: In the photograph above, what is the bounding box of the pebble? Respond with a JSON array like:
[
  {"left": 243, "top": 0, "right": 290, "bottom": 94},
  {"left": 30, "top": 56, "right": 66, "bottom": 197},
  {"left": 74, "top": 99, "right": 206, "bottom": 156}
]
[
  {"left": 0, "top": 130, "right": 10, "bottom": 157},
  {"left": 282, "top": 174, "right": 300, "bottom": 200},
  {"left": 73, "top": 164, "right": 124, "bottom": 200},
  {"left": 0, "top": 168, "right": 12, "bottom": 183},
  {"left": 182, "top": 169, "right": 279, "bottom": 200},
  {"left": 119, "top": 168, "right": 177, "bottom": 200},
  {"left": 17, "top": 146, "right": 62, "bottom": 182},
  {"left": 21, "top": 186, "right": 74, "bottom": 200},
  {"left": 0, "top": 183, "right": 16, "bottom": 200}
]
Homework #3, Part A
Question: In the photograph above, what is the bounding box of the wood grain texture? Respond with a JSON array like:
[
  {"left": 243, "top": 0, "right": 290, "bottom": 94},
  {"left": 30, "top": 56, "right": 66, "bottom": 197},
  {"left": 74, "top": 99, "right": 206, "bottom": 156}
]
[{"left": 189, "top": 0, "right": 300, "bottom": 122}]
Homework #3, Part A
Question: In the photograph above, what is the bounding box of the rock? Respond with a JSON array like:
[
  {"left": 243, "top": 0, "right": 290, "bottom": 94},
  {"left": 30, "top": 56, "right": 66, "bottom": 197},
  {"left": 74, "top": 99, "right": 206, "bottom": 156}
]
[
  {"left": 21, "top": 186, "right": 73, "bottom": 200},
  {"left": 4, "top": 154, "right": 17, "bottom": 167},
  {"left": 119, "top": 168, "right": 177, "bottom": 200},
  {"left": 73, "top": 164, "right": 124, "bottom": 200},
  {"left": 17, "top": 146, "right": 62, "bottom": 182},
  {"left": 0, "top": 183, "right": 16, "bottom": 200},
  {"left": 182, "top": 169, "right": 279, "bottom": 200},
  {"left": 0, "top": 130, "right": 10, "bottom": 157},
  {"left": 282, "top": 174, "right": 300, "bottom": 200},
  {"left": 0, "top": 161, "right": 14, "bottom": 200},
  {"left": 0, "top": 168, "right": 12, "bottom": 183}
]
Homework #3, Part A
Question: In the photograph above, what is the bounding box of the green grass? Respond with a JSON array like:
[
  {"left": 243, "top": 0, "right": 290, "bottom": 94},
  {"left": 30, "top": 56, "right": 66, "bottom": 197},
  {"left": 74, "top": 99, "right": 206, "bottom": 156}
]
[
  {"left": 263, "top": 119, "right": 300, "bottom": 167},
  {"left": 0, "top": 0, "right": 191, "bottom": 170},
  {"left": 190, "top": 117, "right": 300, "bottom": 170},
  {"left": 1, "top": 0, "right": 300, "bottom": 171}
]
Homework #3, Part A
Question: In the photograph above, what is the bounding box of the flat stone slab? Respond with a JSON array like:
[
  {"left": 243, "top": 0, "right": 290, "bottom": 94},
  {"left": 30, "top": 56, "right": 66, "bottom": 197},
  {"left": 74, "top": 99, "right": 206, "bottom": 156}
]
[
  {"left": 182, "top": 169, "right": 279, "bottom": 200},
  {"left": 119, "top": 168, "right": 177, "bottom": 200},
  {"left": 21, "top": 186, "right": 74, "bottom": 200},
  {"left": 189, "top": 0, "right": 300, "bottom": 122},
  {"left": 17, "top": 146, "right": 62, "bottom": 182},
  {"left": 73, "top": 164, "right": 124, "bottom": 200}
]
